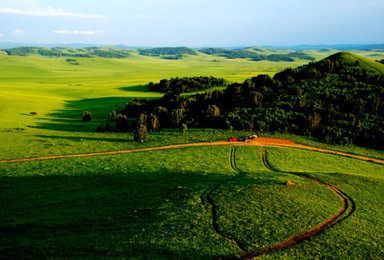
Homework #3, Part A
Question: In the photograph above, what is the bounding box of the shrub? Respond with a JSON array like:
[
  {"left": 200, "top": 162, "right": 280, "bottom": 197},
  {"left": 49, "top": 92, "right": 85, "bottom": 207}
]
[
  {"left": 116, "top": 114, "right": 129, "bottom": 132},
  {"left": 81, "top": 111, "right": 92, "bottom": 122},
  {"left": 181, "top": 123, "right": 188, "bottom": 135},
  {"left": 133, "top": 125, "right": 148, "bottom": 142}
]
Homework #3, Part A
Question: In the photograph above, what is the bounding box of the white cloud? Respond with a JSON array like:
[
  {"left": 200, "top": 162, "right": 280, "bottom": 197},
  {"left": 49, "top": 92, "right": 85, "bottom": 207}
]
[
  {"left": 53, "top": 30, "right": 105, "bottom": 35},
  {"left": 0, "top": 8, "right": 108, "bottom": 19},
  {"left": 0, "top": 33, "right": 2, "bottom": 37},
  {"left": 12, "top": 29, "right": 26, "bottom": 35}
]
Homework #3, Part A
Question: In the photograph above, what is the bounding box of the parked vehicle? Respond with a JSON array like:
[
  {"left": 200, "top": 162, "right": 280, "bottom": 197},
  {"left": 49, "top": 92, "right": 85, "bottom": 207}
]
[{"left": 228, "top": 134, "right": 258, "bottom": 142}]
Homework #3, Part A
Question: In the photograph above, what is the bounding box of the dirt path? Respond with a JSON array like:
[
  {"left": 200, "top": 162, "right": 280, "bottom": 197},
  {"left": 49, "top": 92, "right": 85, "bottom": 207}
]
[
  {"left": 248, "top": 137, "right": 384, "bottom": 165},
  {"left": 228, "top": 151, "right": 356, "bottom": 259},
  {"left": 200, "top": 146, "right": 248, "bottom": 252},
  {"left": 1, "top": 137, "right": 384, "bottom": 164}
]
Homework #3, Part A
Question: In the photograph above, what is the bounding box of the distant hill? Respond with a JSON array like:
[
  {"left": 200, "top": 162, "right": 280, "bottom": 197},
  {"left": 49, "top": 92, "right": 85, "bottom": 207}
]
[
  {"left": 138, "top": 47, "right": 197, "bottom": 59},
  {"left": 199, "top": 47, "right": 315, "bottom": 62},
  {"left": 2, "top": 42, "right": 384, "bottom": 50},
  {"left": 122, "top": 52, "right": 384, "bottom": 149},
  {"left": 1, "top": 46, "right": 131, "bottom": 58}
]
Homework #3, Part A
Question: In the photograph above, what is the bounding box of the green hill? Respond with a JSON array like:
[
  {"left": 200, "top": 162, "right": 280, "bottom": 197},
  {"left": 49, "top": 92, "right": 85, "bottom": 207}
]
[
  {"left": 123, "top": 52, "right": 384, "bottom": 149},
  {"left": 2, "top": 46, "right": 131, "bottom": 58},
  {"left": 325, "top": 51, "right": 384, "bottom": 74},
  {"left": 138, "top": 47, "right": 197, "bottom": 59},
  {"left": 199, "top": 47, "right": 315, "bottom": 62}
]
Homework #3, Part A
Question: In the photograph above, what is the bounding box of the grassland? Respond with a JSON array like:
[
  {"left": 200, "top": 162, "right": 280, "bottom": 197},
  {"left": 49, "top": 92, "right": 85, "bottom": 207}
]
[
  {"left": 1, "top": 48, "right": 384, "bottom": 258},
  {"left": 1, "top": 145, "right": 383, "bottom": 258}
]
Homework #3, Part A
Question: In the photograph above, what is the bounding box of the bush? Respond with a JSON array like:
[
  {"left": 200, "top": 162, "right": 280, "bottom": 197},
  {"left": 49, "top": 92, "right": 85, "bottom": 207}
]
[
  {"left": 81, "top": 111, "right": 92, "bottom": 122},
  {"left": 181, "top": 123, "right": 188, "bottom": 135},
  {"left": 133, "top": 125, "right": 148, "bottom": 142}
]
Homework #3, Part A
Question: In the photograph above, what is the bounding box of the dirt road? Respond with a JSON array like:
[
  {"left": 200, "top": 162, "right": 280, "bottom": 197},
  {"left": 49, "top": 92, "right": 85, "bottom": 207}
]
[{"left": 1, "top": 137, "right": 383, "bottom": 164}]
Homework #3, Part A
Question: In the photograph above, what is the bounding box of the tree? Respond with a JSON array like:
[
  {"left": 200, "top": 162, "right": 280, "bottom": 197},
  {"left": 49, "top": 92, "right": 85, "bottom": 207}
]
[
  {"left": 170, "top": 108, "right": 185, "bottom": 127},
  {"left": 133, "top": 125, "right": 148, "bottom": 142},
  {"left": 205, "top": 105, "right": 221, "bottom": 118},
  {"left": 181, "top": 123, "right": 188, "bottom": 135},
  {"left": 116, "top": 114, "right": 129, "bottom": 132},
  {"left": 154, "top": 106, "right": 168, "bottom": 125},
  {"left": 148, "top": 113, "right": 160, "bottom": 132},
  {"left": 138, "top": 113, "right": 148, "bottom": 126},
  {"left": 81, "top": 111, "right": 92, "bottom": 122},
  {"left": 109, "top": 110, "right": 117, "bottom": 121}
]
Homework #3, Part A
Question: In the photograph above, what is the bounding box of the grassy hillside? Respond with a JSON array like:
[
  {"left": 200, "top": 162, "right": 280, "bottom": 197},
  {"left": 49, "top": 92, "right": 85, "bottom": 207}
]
[
  {"left": 1, "top": 145, "right": 383, "bottom": 258},
  {"left": 326, "top": 51, "right": 384, "bottom": 73}
]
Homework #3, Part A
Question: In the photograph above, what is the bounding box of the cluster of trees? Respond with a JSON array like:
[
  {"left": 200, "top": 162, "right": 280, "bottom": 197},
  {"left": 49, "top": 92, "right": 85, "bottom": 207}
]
[
  {"left": 199, "top": 48, "right": 315, "bottom": 62},
  {"left": 84, "top": 48, "right": 130, "bottom": 58},
  {"left": 119, "top": 52, "right": 384, "bottom": 148},
  {"left": 138, "top": 47, "right": 197, "bottom": 58},
  {"left": 2, "top": 47, "right": 130, "bottom": 58},
  {"left": 149, "top": 76, "right": 227, "bottom": 94},
  {"left": 199, "top": 48, "right": 264, "bottom": 59},
  {"left": 161, "top": 55, "right": 184, "bottom": 60}
]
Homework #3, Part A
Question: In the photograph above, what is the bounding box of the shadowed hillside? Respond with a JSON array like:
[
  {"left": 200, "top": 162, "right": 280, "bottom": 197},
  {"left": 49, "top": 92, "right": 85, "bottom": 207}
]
[{"left": 121, "top": 52, "right": 384, "bottom": 149}]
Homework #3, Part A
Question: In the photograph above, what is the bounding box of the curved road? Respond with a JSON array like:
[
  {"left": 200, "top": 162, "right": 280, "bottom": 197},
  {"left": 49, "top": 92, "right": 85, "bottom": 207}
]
[{"left": 1, "top": 137, "right": 384, "bottom": 164}]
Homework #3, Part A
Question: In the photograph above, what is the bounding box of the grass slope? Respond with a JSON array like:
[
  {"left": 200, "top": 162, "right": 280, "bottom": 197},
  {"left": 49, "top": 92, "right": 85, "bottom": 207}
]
[
  {"left": 1, "top": 145, "right": 383, "bottom": 258},
  {"left": 326, "top": 51, "right": 384, "bottom": 73}
]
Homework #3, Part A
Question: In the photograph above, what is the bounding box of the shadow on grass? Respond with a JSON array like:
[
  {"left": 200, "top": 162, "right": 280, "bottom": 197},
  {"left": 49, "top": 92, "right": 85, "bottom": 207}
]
[
  {"left": 118, "top": 84, "right": 150, "bottom": 92},
  {"left": 35, "top": 134, "right": 129, "bottom": 143},
  {"left": 0, "top": 168, "right": 233, "bottom": 259},
  {"left": 30, "top": 97, "right": 131, "bottom": 133},
  {"left": 31, "top": 93, "right": 162, "bottom": 133}
]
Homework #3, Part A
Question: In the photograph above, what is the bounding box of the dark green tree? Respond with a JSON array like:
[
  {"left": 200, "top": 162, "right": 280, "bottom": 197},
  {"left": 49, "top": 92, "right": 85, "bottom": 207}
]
[
  {"left": 181, "top": 123, "right": 188, "bottom": 135},
  {"left": 81, "top": 111, "right": 92, "bottom": 122},
  {"left": 133, "top": 125, "right": 148, "bottom": 142},
  {"left": 148, "top": 113, "right": 160, "bottom": 132},
  {"left": 170, "top": 108, "right": 185, "bottom": 127}
]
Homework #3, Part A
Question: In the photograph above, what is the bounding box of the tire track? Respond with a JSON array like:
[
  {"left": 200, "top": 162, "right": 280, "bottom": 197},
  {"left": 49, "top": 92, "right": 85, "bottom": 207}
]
[
  {"left": 227, "top": 151, "right": 356, "bottom": 259},
  {"left": 201, "top": 146, "right": 248, "bottom": 253}
]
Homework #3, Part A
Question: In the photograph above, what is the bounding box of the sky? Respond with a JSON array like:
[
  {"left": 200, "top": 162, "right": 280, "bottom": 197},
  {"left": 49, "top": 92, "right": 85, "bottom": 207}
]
[{"left": 0, "top": 0, "right": 383, "bottom": 47}]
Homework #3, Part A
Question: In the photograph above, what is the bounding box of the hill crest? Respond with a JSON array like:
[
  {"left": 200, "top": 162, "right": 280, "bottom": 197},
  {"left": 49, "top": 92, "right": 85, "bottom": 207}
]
[{"left": 325, "top": 51, "right": 384, "bottom": 74}]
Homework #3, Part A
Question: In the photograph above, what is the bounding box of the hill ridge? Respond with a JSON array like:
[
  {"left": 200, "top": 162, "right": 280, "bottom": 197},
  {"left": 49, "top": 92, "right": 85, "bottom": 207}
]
[{"left": 325, "top": 51, "right": 384, "bottom": 74}]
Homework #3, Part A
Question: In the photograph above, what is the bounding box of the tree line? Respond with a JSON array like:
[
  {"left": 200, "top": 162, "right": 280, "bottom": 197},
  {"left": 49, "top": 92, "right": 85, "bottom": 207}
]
[
  {"left": 149, "top": 76, "right": 227, "bottom": 94},
  {"left": 138, "top": 47, "right": 197, "bottom": 57},
  {"left": 2, "top": 47, "right": 130, "bottom": 58},
  {"left": 199, "top": 48, "right": 315, "bottom": 62},
  {"left": 102, "top": 52, "right": 384, "bottom": 149}
]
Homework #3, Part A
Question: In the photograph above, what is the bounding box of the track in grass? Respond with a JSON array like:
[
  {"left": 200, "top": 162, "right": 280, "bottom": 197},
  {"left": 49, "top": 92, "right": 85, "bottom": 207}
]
[
  {"left": 224, "top": 151, "right": 356, "bottom": 259},
  {"left": 200, "top": 146, "right": 248, "bottom": 252}
]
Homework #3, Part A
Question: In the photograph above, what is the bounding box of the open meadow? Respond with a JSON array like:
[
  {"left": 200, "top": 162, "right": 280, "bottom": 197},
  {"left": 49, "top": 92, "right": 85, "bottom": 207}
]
[{"left": 1, "top": 49, "right": 384, "bottom": 259}]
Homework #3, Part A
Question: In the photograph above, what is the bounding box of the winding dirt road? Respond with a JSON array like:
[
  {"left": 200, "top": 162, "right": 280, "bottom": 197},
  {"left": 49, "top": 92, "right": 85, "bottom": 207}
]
[
  {"left": 231, "top": 152, "right": 356, "bottom": 259},
  {"left": 1, "top": 137, "right": 384, "bottom": 164}
]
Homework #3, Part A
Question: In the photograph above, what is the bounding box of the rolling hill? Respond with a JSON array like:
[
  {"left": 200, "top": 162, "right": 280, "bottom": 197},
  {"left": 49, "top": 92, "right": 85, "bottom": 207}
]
[
  {"left": 122, "top": 52, "right": 384, "bottom": 149},
  {"left": 325, "top": 51, "right": 384, "bottom": 73}
]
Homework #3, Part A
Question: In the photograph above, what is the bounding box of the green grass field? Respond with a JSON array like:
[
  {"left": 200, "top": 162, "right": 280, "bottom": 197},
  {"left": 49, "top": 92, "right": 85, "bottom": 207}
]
[
  {"left": 1, "top": 145, "right": 383, "bottom": 258},
  {"left": 1, "top": 49, "right": 384, "bottom": 258}
]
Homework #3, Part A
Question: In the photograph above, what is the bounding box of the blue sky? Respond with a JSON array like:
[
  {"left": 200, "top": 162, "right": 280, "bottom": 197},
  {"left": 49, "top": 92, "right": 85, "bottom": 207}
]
[{"left": 1, "top": 0, "right": 383, "bottom": 47}]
